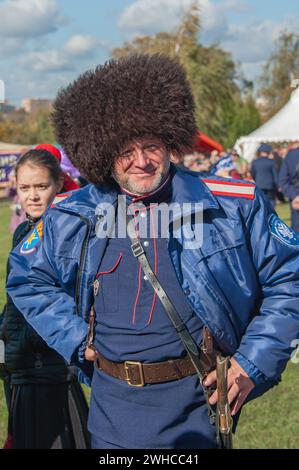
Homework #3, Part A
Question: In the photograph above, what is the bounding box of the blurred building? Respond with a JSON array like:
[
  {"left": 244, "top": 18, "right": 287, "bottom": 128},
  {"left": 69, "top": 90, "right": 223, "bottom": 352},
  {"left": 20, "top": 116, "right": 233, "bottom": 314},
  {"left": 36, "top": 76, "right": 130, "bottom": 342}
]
[
  {"left": 22, "top": 98, "right": 52, "bottom": 113},
  {"left": 0, "top": 100, "right": 16, "bottom": 114}
]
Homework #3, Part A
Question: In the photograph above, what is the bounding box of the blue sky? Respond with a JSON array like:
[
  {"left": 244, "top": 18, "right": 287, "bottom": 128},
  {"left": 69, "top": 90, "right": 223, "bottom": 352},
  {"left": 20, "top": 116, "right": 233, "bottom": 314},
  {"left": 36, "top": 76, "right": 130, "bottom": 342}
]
[{"left": 1, "top": 0, "right": 299, "bottom": 106}]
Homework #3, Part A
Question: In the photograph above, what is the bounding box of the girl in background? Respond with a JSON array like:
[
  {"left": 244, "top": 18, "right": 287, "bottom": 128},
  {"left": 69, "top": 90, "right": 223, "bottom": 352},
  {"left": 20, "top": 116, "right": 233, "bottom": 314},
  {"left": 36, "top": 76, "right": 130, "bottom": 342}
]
[{"left": 0, "top": 148, "right": 90, "bottom": 449}]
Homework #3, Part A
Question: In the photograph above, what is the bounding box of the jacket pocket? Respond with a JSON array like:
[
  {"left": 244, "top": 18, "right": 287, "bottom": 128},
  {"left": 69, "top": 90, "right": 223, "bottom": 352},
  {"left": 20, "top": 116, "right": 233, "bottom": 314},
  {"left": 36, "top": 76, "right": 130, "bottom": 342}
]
[
  {"left": 182, "top": 232, "right": 246, "bottom": 353},
  {"left": 94, "top": 252, "right": 123, "bottom": 316}
]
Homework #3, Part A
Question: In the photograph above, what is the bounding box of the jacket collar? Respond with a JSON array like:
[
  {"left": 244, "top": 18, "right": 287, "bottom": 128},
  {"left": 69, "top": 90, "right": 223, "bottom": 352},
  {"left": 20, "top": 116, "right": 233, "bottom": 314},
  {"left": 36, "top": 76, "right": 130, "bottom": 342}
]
[{"left": 170, "top": 165, "right": 219, "bottom": 211}]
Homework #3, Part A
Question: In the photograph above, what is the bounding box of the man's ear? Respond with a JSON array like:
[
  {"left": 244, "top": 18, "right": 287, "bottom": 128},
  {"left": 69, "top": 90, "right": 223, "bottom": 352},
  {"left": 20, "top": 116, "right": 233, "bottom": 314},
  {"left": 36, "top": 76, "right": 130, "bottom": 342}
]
[{"left": 169, "top": 151, "right": 179, "bottom": 164}]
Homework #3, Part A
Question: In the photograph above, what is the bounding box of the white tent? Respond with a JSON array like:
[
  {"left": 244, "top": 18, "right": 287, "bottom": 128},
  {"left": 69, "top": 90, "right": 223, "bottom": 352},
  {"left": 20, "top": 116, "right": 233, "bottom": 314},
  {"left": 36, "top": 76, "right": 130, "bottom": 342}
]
[{"left": 235, "top": 87, "right": 299, "bottom": 162}]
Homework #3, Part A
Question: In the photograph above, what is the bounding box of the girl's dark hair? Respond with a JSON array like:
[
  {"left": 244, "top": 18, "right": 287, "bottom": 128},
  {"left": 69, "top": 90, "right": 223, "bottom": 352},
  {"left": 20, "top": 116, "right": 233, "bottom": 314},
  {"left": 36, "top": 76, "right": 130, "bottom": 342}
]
[{"left": 15, "top": 149, "right": 62, "bottom": 183}]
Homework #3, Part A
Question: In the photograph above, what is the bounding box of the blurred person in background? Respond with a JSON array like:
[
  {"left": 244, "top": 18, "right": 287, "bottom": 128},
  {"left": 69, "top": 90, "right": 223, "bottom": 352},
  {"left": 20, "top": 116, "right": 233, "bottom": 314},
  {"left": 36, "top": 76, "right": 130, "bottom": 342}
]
[
  {"left": 272, "top": 147, "right": 285, "bottom": 204},
  {"left": 183, "top": 153, "right": 211, "bottom": 174},
  {"left": 211, "top": 151, "right": 233, "bottom": 176},
  {"left": 279, "top": 141, "right": 299, "bottom": 233},
  {"left": 251, "top": 143, "right": 278, "bottom": 208},
  {"left": 183, "top": 153, "right": 197, "bottom": 170},
  {"left": 209, "top": 150, "right": 220, "bottom": 167},
  {"left": 231, "top": 150, "right": 248, "bottom": 179},
  {"left": 6, "top": 169, "right": 26, "bottom": 234},
  {"left": 198, "top": 156, "right": 212, "bottom": 174},
  {"left": 273, "top": 146, "right": 284, "bottom": 172},
  {"left": 277, "top": 144, "right": 289, "bottom": 161},
  {"left": 59, "top": 146, "right": 81, "bottom": 181},
  {"left": 0, "top": 148, "right": 90, "bottom": 449}
]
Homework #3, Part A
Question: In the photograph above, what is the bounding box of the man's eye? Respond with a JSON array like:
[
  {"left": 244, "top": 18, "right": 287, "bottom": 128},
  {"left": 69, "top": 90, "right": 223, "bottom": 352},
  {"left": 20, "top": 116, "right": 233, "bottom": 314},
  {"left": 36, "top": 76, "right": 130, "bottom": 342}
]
[
  {"left": 145, "top": 145, "right": 159, "bottom": 151},
  {"left": 121, "top": 151, "right": 133, "bottom": 159}
]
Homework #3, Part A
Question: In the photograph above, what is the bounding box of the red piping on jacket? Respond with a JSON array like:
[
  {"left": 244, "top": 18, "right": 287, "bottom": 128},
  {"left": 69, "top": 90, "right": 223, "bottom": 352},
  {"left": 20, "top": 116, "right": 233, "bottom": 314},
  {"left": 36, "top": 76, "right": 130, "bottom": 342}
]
[{"left": 96, "top": 253, "right": 123, "bottom": 277}]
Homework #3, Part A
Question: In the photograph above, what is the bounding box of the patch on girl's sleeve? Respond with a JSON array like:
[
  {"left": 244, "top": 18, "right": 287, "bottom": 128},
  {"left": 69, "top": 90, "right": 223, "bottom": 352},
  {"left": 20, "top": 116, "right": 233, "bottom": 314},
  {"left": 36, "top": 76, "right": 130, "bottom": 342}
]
[
  {"left": 20, "top": 221, "right": 43, "bottom": 254},
  {"left": 269, "top": 214, "right": 299, "bottom": 248}
]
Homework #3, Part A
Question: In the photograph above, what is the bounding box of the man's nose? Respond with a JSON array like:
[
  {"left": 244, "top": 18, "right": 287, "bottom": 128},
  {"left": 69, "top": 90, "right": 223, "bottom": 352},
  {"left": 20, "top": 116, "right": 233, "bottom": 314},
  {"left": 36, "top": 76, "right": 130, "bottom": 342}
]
[{"left": 134, "top": 148, "right": 149, "bottom": 168}]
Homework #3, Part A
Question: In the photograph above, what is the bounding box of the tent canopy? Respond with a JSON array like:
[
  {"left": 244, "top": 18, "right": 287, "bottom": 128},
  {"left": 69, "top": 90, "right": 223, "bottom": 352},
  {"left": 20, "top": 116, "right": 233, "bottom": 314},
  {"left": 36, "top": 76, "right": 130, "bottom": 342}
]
[
  {"left": 194, "top": 131, "right": 223, "bottom": 153},
  {"left": 235, "top": 87, "right": 299, "bottom": 161}
]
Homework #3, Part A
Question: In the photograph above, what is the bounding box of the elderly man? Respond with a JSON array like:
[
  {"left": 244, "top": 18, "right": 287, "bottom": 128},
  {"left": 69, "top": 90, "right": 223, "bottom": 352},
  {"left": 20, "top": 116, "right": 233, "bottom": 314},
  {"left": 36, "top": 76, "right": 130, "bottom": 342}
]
[{"left": 7, "top": 54, "right": 299, "bottom": 449}]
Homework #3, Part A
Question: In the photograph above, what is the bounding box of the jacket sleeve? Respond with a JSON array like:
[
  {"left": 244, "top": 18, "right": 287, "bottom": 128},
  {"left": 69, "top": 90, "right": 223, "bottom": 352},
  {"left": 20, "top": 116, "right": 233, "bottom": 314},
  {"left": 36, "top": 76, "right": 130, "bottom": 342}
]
[
  {"left": 6, "top": 212, "right": 88, "bottom": 364},
  {"left": 278, "top": 157, "right": 299, "bottom": 200},
  {"left": 234, "top": 188, "right": 299, "bottom": 385}
]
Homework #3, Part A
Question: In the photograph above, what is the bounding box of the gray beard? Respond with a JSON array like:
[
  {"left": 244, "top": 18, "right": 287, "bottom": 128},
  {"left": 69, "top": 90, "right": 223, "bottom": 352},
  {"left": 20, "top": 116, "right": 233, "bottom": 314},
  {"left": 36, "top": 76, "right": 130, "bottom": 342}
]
[{"left": 113, "top": 166, "right": 170, "bottom": 196}]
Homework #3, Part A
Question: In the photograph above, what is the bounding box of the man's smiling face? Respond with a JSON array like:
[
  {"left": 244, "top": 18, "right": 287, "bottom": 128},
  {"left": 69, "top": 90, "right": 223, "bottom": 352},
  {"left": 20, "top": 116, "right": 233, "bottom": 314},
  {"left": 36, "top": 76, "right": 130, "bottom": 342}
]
[{"left": 112, "top": 136, "right": 171, "bottom": 195}]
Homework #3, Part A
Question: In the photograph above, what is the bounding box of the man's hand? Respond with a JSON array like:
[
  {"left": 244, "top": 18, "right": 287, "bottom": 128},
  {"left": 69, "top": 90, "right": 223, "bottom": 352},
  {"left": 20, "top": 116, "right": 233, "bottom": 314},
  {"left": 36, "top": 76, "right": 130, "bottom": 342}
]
[
  {"left": 291, "top": 196, "right": 299, "bottom": 211},
  {"left": 85, "top": 346, "right": 98, "bottom": 361},
  {"left": 203, "top": 357, "right": 255, "bottom": 415}
]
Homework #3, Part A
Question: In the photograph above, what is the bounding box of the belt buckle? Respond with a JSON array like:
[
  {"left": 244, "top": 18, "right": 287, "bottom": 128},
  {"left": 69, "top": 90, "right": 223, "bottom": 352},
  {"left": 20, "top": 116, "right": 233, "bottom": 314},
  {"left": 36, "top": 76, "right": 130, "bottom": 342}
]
[{"left": 124, "top": 361, "right": 145, "bottom": 387}]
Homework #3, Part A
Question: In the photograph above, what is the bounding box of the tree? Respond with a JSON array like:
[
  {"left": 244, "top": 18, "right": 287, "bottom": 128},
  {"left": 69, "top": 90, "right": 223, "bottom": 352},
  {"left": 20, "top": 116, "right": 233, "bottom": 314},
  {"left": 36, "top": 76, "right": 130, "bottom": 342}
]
[
  {"left": 259, "top": 32, "right": 299, "bottom": 120},
  {"left": 113, "top": 2, "right": 260, "bottom": 147},
  {"left": 0, "top": 109, "right": 55, "bottom": 145},
  {"left": 224, "top": 96, "right": 261, "bottom": 148}
]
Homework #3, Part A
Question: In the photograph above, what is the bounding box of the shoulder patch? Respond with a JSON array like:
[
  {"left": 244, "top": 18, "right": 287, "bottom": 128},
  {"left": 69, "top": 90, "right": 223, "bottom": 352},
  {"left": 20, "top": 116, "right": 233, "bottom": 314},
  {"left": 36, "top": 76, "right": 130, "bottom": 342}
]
[
  {"left": 51, "top": 193, "right": 71, "bottom": 208},
  {"left": 269, "top": 214, "right": 299, "bottom": 248},
  {"left": 20, "top": 221, "right": 43, "bottom": 254},
  {"left": 203, "top": 179, "right": 255, "bottom": 199}
]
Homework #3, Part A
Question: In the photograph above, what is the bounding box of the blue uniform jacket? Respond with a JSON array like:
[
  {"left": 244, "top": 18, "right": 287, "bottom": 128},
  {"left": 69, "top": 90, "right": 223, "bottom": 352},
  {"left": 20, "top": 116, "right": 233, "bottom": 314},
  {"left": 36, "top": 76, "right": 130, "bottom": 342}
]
[
  {"left": 251, "top": 157, "right": 278, "bottom": 190},
  {"left": 278, "top": 148, "right": 299, "bottom": 201},
  {"left": 6, "top": 167, "right": 299, "bottom": 396}
]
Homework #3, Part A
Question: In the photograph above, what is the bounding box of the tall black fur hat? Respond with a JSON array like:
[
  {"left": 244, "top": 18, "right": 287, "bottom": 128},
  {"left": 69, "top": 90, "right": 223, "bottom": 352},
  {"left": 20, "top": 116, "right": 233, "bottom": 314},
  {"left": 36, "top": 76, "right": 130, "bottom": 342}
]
[{"left": 52, "top": 54, "right": 197, "bottom": 184}]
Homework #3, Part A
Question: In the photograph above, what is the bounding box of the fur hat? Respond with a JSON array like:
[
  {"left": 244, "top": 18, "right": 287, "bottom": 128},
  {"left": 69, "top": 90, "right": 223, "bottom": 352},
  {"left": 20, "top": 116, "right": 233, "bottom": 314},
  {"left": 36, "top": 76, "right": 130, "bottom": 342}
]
[{"left": 52, "top": 54, "right": 197, "bottom": 184}]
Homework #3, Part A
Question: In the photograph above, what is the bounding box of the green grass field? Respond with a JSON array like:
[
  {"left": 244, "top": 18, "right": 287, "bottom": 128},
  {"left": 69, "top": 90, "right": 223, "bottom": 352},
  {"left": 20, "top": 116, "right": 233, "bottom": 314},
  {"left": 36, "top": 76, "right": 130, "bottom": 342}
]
[{"left": 0, "top": 200, "right": 298, "bottom": 448}]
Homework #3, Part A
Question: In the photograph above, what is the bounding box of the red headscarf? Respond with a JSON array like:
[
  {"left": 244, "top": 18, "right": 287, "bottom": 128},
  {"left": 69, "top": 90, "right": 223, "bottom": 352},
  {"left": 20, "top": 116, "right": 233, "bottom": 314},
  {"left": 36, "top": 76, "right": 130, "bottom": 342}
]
[{"left": 35, "top": 144, "right": 80, "bottom": 192}]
